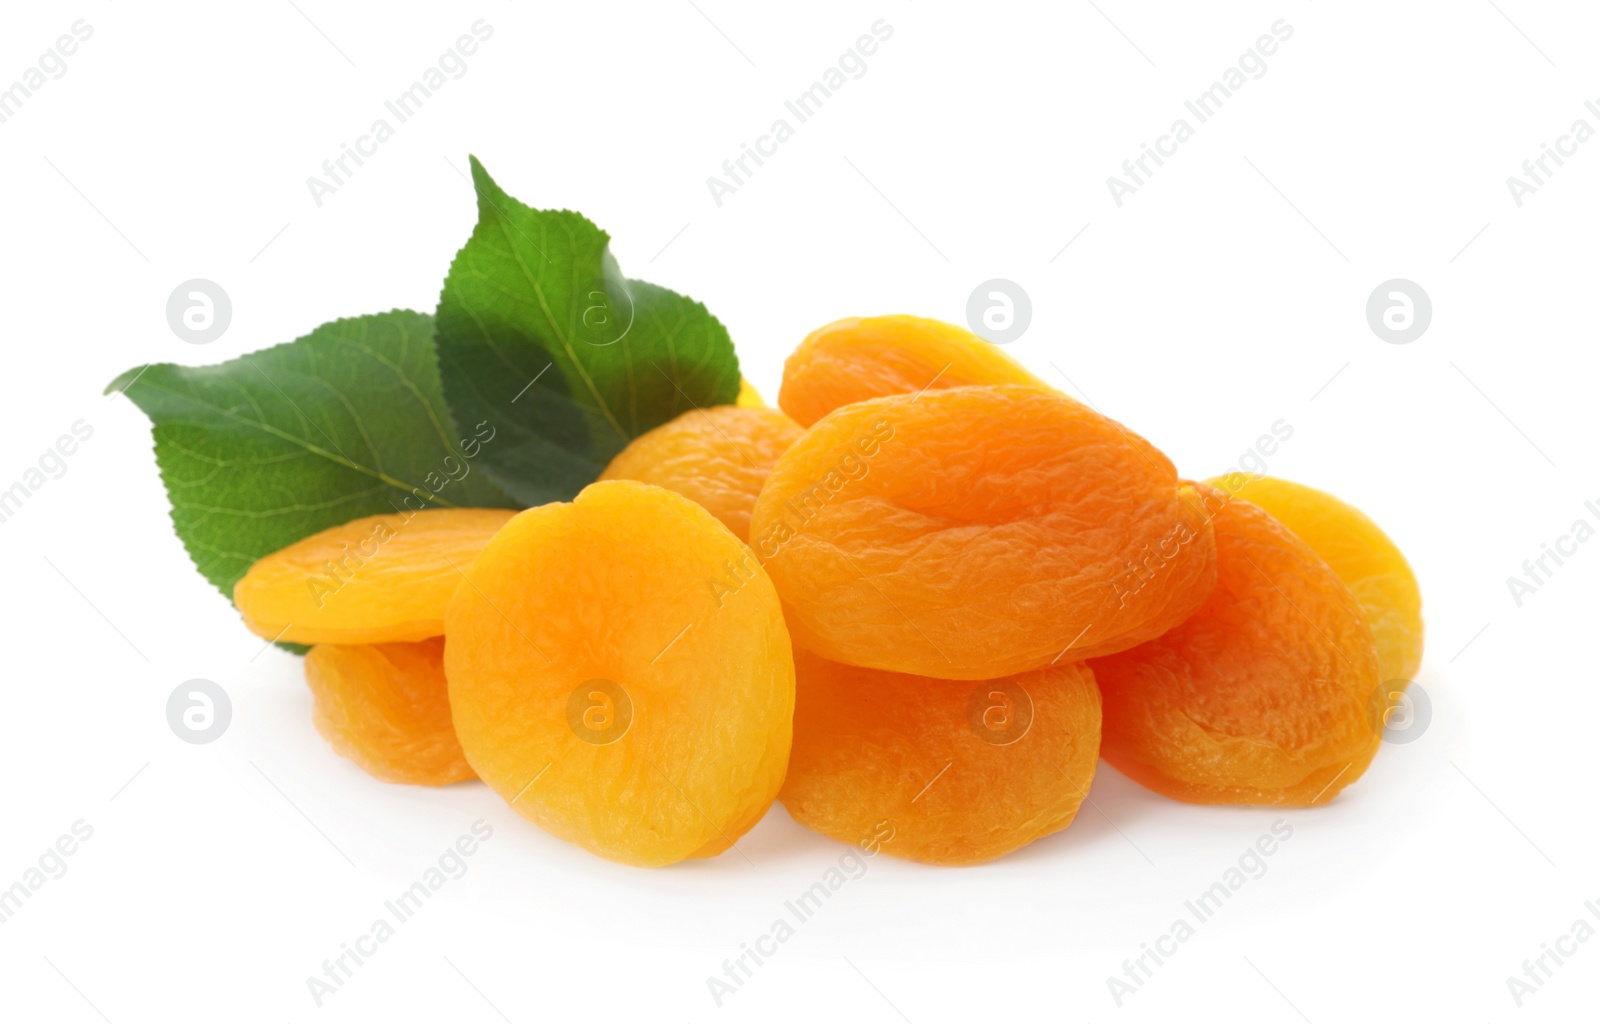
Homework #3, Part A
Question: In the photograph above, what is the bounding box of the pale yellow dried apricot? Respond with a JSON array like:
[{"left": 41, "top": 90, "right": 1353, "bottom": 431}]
[
  {"left": 234, "top": 509, "right": 514, "bottom": 644},
  {"left": 444, "top": 480, "right": 794, "bottom": 867},
  {"left": 749, "top": 385, "right": 1217, "bottom": 679},
  {"left": 781, "top": 649, "right": 1101, "bottom": 865},
  {"left": 304, "top": 638, "right": 474, "bottom": 786},
  {"left": 736, "top": 378, "right": 766, "bottom": 408},
  {"left": 599, "top": 406, "right": 802, "bottom": 542}
]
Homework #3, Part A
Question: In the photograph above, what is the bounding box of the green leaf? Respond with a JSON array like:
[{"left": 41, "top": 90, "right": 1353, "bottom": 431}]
[
  {"left": 434, "top": 156, "right": 740, "bottom": 506},
  {"left": 108, "top": 310, "right": 518, "bottom": 605}
]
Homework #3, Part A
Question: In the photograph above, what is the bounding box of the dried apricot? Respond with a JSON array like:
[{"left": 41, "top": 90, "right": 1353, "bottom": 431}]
[
  {"left": 1090, "top": 494, "right": 1382, "bottom": 805},
  {"left": 444, "top": 480, "right": 794, "bottom": 867},
  {"left": 304, "top": 638, "right": 474, "bottom": 786},
  {"left": 749, "top": 385, "right": 1218, "bottom": 679},
  {"left": 736, "top": 378, "right": 766, "bottom": 408},
  {"left": 781, "top": 650, "right": 1101, "bottom": 865},
  {"left": 234, "top": 508, "right": 515, "bottom": 645},
  {"left": 598, "top": 406, "right": 803, "bottom": 543},
  {"left": 1206, "top": 474, "right": 1423, "bottom": 683},
  {"left": 778, "top": 315, "right": 1048, "bottom": 427}
]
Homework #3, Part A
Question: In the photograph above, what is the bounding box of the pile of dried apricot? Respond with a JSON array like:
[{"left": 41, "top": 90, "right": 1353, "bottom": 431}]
[{"left": 233, "top": 314, "right": 1423, "bottom": 867}]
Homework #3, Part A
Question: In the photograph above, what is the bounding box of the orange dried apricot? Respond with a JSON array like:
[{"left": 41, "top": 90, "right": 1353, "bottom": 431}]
[
  {"left": 304, "top": 638, "right": 474, "bottom": 786},
  {"left": 234, "top": 508, "right": 515, "bottom": 645},
  {"left": 1090, "top": 494, "right": 1382, "bottom": 805},
  {"left": 749, "top": 384, "right": 1218, "bottom": 679},
  {"left": 781, "top": 649, "right": 1101, "bottom": 865},
  {"left": 778, "top": 314, "right": 1048, "bottom": 427},
  {"left": 598, "top": 406, "right": 803, "bottom": 543},
  {"left": 444, "top": 480, "right": 794, "bottom": 867},
  {"left": 1206, "top": 474, "right": 1423, "bottom": 683}
]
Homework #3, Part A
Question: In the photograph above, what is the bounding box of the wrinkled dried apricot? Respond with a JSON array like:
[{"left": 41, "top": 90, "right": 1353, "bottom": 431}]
[
  {"left": 749, "top": 385, "right": 1218, "bottom": 679},
  {"left": 304, "top": 638, "right": 474, "bottom": 786},
  {"left": 1090, "top": 494, "right": 1382, "bottom": 805},
  {"left": 778, "top": 315, "right": 1048, "bottom": 427},
  {"left": 444, "top": 480, "right": 794, "bottom": 867},
  {"left": 781, "top": 650, "right": 1101, "bottom": 865},
  {"left": 235, "top": 508, "right": 515, "bottom": 645},
  {"left": 599, "top": 406, "right": 803, "bottom": 543},
  {"left": 1206, "top": 474, "right": 1423, "bottom": 683}
]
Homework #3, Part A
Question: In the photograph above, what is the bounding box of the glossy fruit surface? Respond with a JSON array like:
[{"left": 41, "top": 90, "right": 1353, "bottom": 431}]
[
  {"left": 781, "top": 650, "right": 1101, "bottom": 865},
  {"left": 1207, "top": 474, "right": 1423, "bottom": 683},
  {"left": 750, "top": 384, "right": 1218, "bottom": 679},
  {"left": 600, "top": 406, "right": 802, "bottom": 542},
  {"left": 304, "top": 638, "right": 474, "bottom": 786},
  {"left": 235, "top": 508, "right": 515, "bottom": 644},
  {"left": 1091, "top": 495, "right": 1382, "bottom": 805},
  {"left": 778, "top": 315, "right": 1048, "bottom": 427},
  {"left": 445, "top": 480, "right": 794, "bottom": 866},
  {"left": 736, "top": 378, "right": 765, "bottom": 408}
]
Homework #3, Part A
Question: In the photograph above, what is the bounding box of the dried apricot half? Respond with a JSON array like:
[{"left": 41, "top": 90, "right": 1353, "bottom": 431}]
[
  {"left": 749, "top": 384, "right": 1218, "bottom": 679},
  {"left": 736, "top": 377, "right": 766, "bottom": 408},
  {"left": 1206, "top": 474, "right": 1423, "bottom": 684},
  {"left": 234, "top": 508, "right": 515, "bottom": 645},
  {"left": 599, "top": 406, "right": 803, "bottom": 543},
  {"left": 1090, "top": 494, "right": 1382, "bottom": 805},
  {"left": 304, "top": 638, "right": 474, "bottom": 786},
  {"left": 444, "top": 480, "right": 794, "bottom": 867},
  {"left": 781, "top": 649, "right": 1101, "bottom": 865},
  {"left": 778, "top": 315, "right": 1048, "bottom": 427}
]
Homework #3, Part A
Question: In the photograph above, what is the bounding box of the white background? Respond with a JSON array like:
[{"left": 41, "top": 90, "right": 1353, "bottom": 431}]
[{"left": 2, "top": 1, "right": 1597, "bottom": 1021}]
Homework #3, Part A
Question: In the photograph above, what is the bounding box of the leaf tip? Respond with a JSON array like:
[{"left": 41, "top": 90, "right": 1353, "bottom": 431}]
[
  {"left": 466, "top": 154, "right": 502, "bottom": 212},
  {"left": 106, "top": 364, "right": 153, "bottom": 400}
]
